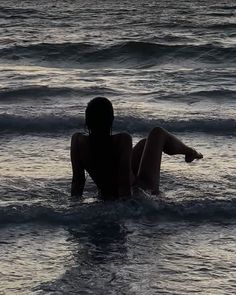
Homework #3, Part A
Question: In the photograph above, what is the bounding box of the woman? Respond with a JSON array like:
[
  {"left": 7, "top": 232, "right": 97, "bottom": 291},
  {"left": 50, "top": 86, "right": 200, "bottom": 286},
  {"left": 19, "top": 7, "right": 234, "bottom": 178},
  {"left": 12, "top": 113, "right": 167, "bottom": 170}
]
[{"left": 71, "top": 97, "right": 203, "bottom": 199}]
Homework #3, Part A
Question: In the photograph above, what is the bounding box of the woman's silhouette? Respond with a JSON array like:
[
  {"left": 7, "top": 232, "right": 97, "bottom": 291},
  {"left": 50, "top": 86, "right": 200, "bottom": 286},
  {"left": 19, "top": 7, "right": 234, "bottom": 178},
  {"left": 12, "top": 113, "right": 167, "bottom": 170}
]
[{"left": 71, "top": 97, "right": 203, "bottom": 199}]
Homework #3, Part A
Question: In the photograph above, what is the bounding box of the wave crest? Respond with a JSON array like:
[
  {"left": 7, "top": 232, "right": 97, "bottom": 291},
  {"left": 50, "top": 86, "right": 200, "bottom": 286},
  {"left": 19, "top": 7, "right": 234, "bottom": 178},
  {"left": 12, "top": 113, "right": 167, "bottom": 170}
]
[
  {"left": 0, "top": 114, "right": 235, "bottom": 134},
  {"left": 0, "top": 85, "right": 118, "bottom": 101},
  {"left": 1, "top": 197, "right": 236, "bottom": 225},
  {"left": 1, "top": 41, "right": 235, "bottom": 66}
]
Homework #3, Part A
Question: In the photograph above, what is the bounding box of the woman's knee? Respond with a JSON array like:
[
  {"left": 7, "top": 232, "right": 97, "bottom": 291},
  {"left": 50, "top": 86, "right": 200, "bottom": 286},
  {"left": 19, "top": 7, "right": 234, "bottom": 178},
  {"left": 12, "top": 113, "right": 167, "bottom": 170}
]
[{"left": 148, "top": 127, "right": 166, "bottom": 139}]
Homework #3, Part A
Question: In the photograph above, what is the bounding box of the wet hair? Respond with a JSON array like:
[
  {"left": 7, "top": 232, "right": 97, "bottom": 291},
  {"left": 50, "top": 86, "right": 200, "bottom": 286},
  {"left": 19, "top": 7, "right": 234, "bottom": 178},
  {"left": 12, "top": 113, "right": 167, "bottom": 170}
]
[{"left": 85, "top": 97, "right": 114, "bottom": 135}]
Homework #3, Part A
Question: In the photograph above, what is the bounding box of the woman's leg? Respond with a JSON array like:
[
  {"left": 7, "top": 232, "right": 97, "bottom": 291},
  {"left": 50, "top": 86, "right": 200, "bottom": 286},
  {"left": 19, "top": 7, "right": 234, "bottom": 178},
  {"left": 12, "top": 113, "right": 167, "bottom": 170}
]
[
  {"left": 132, "top": 127, "right": 203, "bottom": 193},
  {"left": 131, "top": 138, "right": 146, "bottom": 177}
]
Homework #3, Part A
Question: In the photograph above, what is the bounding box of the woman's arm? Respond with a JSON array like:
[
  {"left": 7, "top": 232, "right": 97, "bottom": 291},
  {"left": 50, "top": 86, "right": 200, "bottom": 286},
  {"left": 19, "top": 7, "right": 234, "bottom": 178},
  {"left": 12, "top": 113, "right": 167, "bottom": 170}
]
[{"left": 70, "top": 133, "right": 86, "bottom": 197}]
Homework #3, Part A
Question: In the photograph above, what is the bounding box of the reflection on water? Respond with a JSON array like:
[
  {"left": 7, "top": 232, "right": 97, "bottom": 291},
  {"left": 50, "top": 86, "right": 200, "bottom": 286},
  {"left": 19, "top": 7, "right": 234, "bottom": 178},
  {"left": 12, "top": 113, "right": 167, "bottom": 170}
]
[
  {"left": 36, "top": 220, "right": 132, "bottom": 295},
  {"left": 68, "top": 221, "right": 128, "bottom": 264},
  {"left": 34, "top": 220, "right": 236, "bottom": 295}
]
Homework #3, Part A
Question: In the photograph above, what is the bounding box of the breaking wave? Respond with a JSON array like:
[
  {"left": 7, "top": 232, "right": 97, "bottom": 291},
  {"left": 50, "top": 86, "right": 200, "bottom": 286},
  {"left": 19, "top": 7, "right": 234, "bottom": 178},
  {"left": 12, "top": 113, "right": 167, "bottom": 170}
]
[
  {"left": 0, "top": 113, "right": 235, "bottom": 134},
  {"left": 0, "top": 197, "right": 236, "bottom": 225}
]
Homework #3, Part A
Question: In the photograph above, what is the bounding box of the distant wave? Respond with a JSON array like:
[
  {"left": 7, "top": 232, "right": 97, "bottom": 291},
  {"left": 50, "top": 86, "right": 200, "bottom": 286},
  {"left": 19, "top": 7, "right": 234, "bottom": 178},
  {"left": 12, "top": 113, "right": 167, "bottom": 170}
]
[
  {"left": 206, "top": 12, "right": 235, "bottom": 17},
  {"left": 213, "top": 5, "right": 236, "bottom": 10},
  {"left": 0, "top": 197, "right": 236, "bottom": 225},
  {"left": 1, "top": 41, "right": 235, "bottom": 66},
  {"left": 187, "top": 89, "right": 236, "bottom": 99},
  {"left": 207, "top": 23, "right": 236, "bottom": 30},
  {"left": 0, "top": 85, "right": 119, "bottom": 101},
  {"left": 161, "top": 89, "right": 236, "bottom": 102},
  {"left": 0, "top": 86, "right": 76, "bottom": 101},
  {"left": 0, "top": 114, "right": 235, "bottom": 134},
  {"left": 0, "top": 6, "right": 38, "bottom": 15},
  {"left": 0, "top": 86, "right": 234, "bottom": 103}
]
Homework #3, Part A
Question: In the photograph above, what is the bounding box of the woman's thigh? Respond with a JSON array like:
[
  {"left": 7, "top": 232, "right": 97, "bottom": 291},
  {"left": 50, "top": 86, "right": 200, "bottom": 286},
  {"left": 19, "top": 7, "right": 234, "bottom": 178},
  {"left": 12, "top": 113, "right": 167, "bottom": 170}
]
[{"left": 131, "top": 138, "right": 146, "bottom": 176}]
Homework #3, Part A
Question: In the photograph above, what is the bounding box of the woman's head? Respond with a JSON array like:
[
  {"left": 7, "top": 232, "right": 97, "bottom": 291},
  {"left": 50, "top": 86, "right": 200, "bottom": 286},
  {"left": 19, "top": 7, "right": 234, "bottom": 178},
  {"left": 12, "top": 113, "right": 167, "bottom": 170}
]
[{"left": 85, "top": 97, "right": 114, "bottom": 135}]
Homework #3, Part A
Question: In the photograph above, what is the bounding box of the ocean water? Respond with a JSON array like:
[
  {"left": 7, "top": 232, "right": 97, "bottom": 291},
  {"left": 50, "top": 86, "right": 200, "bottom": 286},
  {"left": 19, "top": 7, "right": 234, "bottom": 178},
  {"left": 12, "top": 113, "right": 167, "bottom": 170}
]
[{"left": 0, "top": 0, "right": 235, "bottom": 294}]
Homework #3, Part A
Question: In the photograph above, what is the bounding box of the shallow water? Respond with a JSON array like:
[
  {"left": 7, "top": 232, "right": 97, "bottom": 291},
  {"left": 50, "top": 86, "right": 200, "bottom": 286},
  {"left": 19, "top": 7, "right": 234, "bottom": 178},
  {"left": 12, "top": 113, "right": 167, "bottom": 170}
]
[{"left": 1, "top": 221, "right": 236, "bottom": 295}]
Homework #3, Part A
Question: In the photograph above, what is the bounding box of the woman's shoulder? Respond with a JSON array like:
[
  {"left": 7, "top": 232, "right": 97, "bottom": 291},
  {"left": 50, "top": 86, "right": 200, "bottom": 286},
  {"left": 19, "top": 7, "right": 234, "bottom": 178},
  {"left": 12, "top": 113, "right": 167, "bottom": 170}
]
[
  {"left": 112, "top": 132, "right": 132, "bottom": 145},
  {"left": 71, "top": 132, "right": 89, "bottom": 147}
]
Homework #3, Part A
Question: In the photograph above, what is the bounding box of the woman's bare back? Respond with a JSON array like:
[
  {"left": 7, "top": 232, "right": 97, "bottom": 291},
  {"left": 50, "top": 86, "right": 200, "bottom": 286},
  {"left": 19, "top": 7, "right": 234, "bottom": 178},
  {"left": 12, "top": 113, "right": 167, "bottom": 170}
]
[{"left": 71, "top": 132, "right": 133, "bottom": 199}]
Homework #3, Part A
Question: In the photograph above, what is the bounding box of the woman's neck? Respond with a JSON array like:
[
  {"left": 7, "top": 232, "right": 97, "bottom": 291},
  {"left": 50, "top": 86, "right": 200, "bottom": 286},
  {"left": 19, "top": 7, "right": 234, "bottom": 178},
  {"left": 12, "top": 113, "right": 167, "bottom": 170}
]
[{"left": 89, "top": 130, "right": 111, "bottom": 137}]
